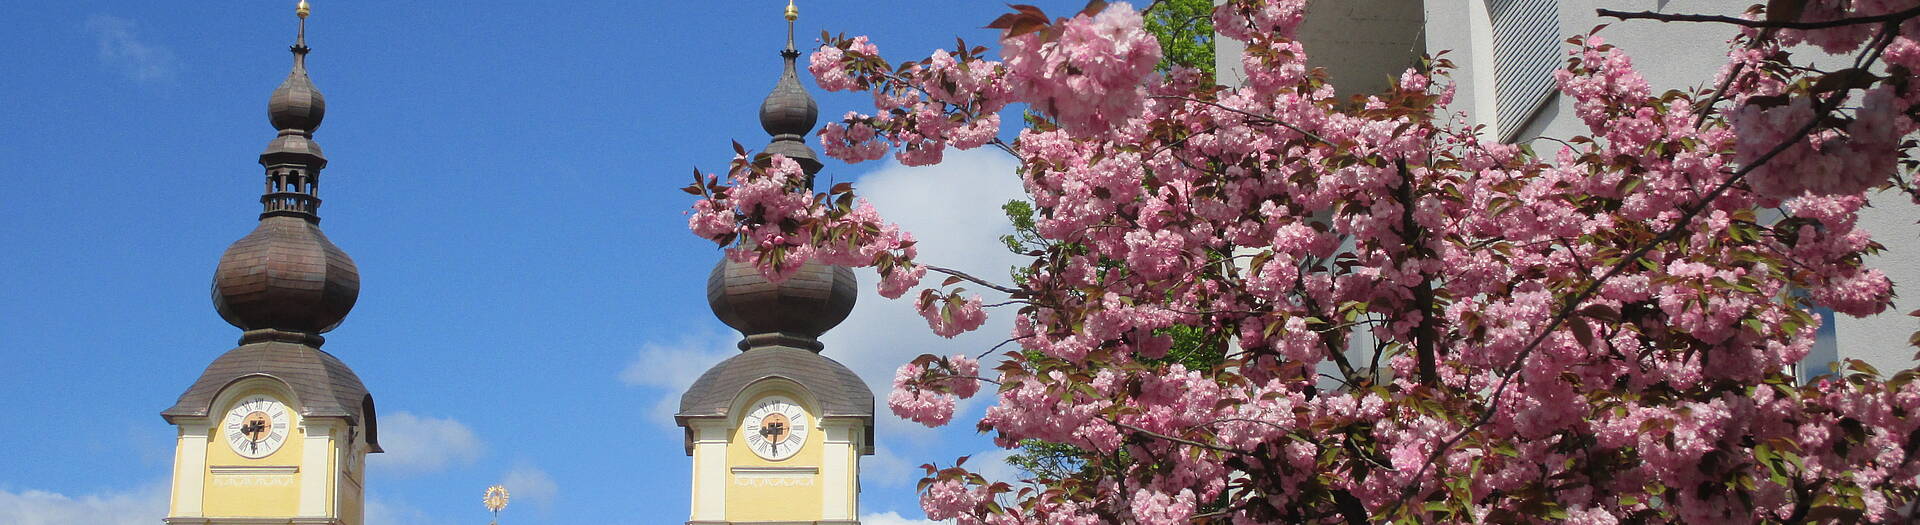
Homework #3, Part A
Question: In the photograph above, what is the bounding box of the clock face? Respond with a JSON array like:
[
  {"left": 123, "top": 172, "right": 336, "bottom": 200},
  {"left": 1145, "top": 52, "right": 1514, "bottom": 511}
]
[
  {"left": 742, "top": 396, "right": 809, "bottom": 461},
  {"left": 223, "top": 395, "right": 292, "bottom": 459}
]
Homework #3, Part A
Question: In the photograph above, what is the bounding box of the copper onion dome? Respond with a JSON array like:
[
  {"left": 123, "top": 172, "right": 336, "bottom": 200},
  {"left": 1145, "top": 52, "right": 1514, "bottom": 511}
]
[
  {"left": 706, "top": 0, "right": 856, "bottom": 352},
  {"left": 708, "top": 260, "right": 857, "bottom": 351},
  {"left": 212, "top": 7, "right": 359, "bottom": 336},
  {"left": 757, "top": 3, "right": 823, "bottom": 176},
  {"left": 263, "top": 7, "right": 326, "bottom": 163}
]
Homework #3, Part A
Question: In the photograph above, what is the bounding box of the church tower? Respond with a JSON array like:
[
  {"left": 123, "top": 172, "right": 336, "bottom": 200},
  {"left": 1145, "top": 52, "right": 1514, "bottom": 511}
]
[
  {"left": 677, "top": 3, "right": 874, "bottom": 524},
  {"left": 162, "top": 3, "right": 381, "bottom": 523}
]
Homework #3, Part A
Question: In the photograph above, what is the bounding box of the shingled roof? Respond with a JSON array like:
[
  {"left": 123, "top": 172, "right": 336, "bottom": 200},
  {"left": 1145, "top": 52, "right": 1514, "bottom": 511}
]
[
  {"left": 162, "top": 338, "right": 381, "bottom": 452},
  {"left": 676, "top": 346, "right": 874, "bottom": 454}
]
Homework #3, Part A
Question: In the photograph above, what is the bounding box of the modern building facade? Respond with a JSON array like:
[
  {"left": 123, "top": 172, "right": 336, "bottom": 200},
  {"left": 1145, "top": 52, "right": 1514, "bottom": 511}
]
[
  {"left": 675, "top": 4, "right": 876, "bottom": 524},
  {"left": 1219, "top": 0, "right": 1919, "bottom": 378},
  {"left": 161, "top": 4, "right": 381, "bottom": 524}
]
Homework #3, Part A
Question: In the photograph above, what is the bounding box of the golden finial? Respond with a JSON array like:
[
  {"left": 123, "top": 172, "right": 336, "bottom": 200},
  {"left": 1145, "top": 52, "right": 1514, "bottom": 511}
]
[
  {"left": 784, "top": 0, "right": 798, "bottom": 22},
  {"left": 296, "top": 0, "right": 310, "bottom": 19},
  {"left": 483, "top": 484, "right": 509, "bottom": 524}
]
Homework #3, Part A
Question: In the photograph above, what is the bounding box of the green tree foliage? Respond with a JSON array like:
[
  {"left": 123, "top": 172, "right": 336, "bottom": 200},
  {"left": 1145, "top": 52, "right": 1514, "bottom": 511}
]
[{"left": 1144, "top": 0, "right": 1215, "bottom": 74}]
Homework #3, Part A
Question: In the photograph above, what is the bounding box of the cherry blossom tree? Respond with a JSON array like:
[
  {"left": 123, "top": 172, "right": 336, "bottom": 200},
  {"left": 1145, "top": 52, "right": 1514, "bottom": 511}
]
[{"left": 686, "top": 0, "right": 1920, "bottom": 522}]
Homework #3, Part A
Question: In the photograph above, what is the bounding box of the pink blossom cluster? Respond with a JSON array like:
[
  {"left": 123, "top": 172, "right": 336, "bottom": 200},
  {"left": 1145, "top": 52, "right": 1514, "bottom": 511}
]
[
  {"left": 811, "top": 34, "right": 1011, "bottom": 168},
  {"left": 887, "top": 355, "right": 984, "bottom": 428},
  {"left": 686, "top": 0, "right": 1920, "bottom": 522},
  {"left": 1001, "top": 3, "right": 1162, "bottom": 136}
]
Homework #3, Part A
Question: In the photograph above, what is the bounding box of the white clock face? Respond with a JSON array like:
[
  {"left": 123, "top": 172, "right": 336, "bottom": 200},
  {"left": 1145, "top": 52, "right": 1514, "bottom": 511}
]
[
  {"left": 223, "top": 395, "right": 292, "bottom": 459},
  {"left": 742, "top": 396, "right": 809, "bottom": 461}
]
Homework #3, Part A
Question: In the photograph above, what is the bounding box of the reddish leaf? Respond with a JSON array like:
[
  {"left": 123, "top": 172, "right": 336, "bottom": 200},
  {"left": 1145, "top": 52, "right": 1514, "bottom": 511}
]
[
  {"left": 1766, "top": 0, "right": 1807, "bottom": 23},
  {"left": 1578, "top": 304, "right": 1620, "bottom": 322},
  {"left": 1569, "top": 317, "right": 1595, "bottom": 348},
  {"left": 1078, "top": 0, "right": 1108, "bottom": 18},
  {"left": 1812, "top": 68, "right": 1878, "bottom": 94}
]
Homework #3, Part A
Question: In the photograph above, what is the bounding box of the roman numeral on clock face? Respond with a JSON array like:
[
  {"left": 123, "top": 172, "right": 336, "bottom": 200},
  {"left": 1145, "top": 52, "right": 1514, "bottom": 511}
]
[{"left": 224, "top": 396, "right": 291, "bottom": 458}]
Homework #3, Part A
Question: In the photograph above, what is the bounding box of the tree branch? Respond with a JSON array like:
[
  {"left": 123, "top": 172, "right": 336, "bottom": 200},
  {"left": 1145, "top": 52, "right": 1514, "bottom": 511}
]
[{"left": 1597, "top": 6, "right": 1920, "bottom": 31}]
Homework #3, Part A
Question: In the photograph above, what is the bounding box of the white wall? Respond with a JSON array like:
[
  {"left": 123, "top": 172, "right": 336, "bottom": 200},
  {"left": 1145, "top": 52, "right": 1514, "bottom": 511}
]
[{"left": 1215, "top": 0, "right": 1426, "bottom": 97}]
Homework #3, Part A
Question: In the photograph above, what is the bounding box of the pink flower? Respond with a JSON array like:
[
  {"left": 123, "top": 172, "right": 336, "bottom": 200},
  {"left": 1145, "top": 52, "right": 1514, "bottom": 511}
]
[
  {"left": 1001, "top": 2, "right": 1161, "bottom": 136},
  {"left": 878, "top": 263, "right": 925, "bottom": 299},
  {"left": 920, "top": 291, "right": 987, "bottom": 338},
  {"left": 889, "top": 362, "right": 958, "bottom": 427}
]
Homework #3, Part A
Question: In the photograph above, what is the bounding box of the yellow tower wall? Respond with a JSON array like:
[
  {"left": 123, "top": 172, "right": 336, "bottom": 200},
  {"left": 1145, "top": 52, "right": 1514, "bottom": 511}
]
[
  {"left": 168, "top": 378, "right": 366, "bottom": 524},
  {"left": 723, "top": 389, "right": 828, "bottom": 521},
  {"left": 199, "top": 390, "right": 309, "bottom": 517}
]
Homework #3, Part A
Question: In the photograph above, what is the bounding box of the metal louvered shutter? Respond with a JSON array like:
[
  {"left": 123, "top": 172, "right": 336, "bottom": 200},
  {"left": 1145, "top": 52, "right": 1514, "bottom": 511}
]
[{"left": 1486, "top": 0, "right": 1560, "bottom": 140}]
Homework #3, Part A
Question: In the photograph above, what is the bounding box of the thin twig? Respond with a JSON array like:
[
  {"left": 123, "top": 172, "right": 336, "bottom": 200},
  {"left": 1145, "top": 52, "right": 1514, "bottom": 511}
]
[
  {"left": 927, "top": 265, "right": 1022, "bottom": 294},
  {"left": 1150, "top": 95, "right": 1335, "bottom": 145},
  {"left": 1113, "top": 421, "right": 1250, "bottom": 455},
  {"left": 979, "top": 335, "right": 1035, "bottom": 360}
]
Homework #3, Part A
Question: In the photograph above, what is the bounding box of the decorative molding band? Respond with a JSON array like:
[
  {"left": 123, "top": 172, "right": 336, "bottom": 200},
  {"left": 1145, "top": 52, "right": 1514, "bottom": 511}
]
[
  {"left": 164, "top": 518, "right": 341, "bottom": 525},
  {"left": 210, "top": 465, "right": 300, "bottom": 476},
  {"left": 729, "top": 466, "right": 819, "bottom": 478}
]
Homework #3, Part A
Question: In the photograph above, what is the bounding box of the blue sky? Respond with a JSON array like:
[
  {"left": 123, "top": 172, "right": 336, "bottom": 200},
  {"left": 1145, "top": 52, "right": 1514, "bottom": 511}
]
[{"left": 0, "top": 2, "right": 1091, "bottom": 523}]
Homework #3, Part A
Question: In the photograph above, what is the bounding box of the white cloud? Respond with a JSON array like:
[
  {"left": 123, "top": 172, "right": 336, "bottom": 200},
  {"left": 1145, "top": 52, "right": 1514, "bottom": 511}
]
[
  {"left": 499, "top": 464, "right": 558, "bottom": 511},
  {"left": 365, "top": 495, "right": 451, "bottom": 525},
  {"left": 367, "top": 412, "right": 484, "bottom": 476},
  {"left": 864, "top": 444, "right": 927, "bottom": 488},
  {"left": 84, "top": 15, "right": 177, "bottom": 84},
  {"left": 862, "top": 511, "right": 950, "bottom": 525},
  {"left": 619, "top": 329, "right": 737, "bottom": 423},
  {"left": 0, "top": 483, "right": 166, "bottom": 525},
  {"left": 965, "top": 447, "right": 1022, "bottom": 487},
  {"left": 820, "top": 148, "right": 1028, "bottom": 443}
]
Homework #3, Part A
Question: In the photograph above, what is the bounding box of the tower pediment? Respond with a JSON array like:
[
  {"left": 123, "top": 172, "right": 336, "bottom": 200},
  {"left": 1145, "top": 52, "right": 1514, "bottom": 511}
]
[
  {"left": 163, "top": 339, "right": 381, "bottom": 453},
  {"left": 676, "top": 347, "right": 874, "bottom": 455}
]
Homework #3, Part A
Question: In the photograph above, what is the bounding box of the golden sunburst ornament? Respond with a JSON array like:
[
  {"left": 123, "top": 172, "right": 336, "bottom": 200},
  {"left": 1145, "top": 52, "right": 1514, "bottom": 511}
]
[{"left": 483, "top": 484, "right": 510, "bottom": 514}]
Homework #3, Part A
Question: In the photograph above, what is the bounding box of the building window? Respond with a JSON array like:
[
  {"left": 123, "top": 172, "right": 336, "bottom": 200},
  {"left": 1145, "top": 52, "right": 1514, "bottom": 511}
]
[{"left": 1485, "top": 0, "right": 1560, "bottom": 140}]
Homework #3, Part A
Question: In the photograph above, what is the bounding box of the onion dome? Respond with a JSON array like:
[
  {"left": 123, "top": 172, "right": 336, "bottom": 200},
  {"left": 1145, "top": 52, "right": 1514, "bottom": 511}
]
[
  {"left": 263, "top": 4, "right": 327, "bottom": 164},
  {"left": 268, "top": 46, "right": 325, "bottom": 134},
  {"left": 758, "top": 0, "right": 823, "bottom": 176},
  {"left": 707, "top": 258, "right": 856, "bottom": 351},
  {"left": 212, "top": 217, "right": 360, "bottom": 333},
  {"left": 211, "top": 2, "right": 359, "bottom": 336}
]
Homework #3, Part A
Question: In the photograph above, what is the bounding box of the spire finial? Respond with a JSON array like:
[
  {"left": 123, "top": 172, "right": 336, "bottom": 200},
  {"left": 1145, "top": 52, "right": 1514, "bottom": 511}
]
[
  {"left": 295, "top": 1, "right": 310, "bottom": 48},
  {"left": 784, "top": 0, "right": 798, "bottom": 52}
]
